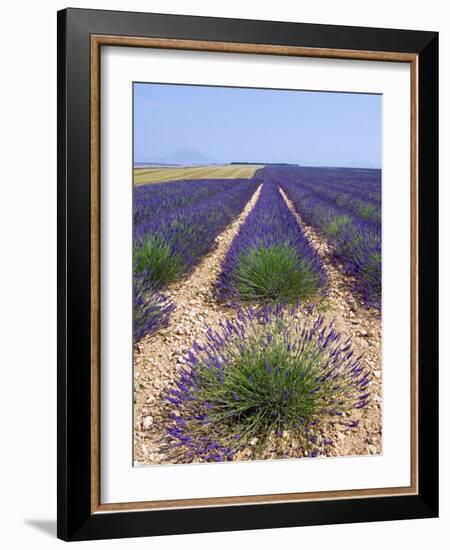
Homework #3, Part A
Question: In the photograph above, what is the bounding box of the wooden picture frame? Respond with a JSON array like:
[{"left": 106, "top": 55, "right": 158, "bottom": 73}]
[{"left": 57, "top": 7, "right": 438, "bottom": 541}]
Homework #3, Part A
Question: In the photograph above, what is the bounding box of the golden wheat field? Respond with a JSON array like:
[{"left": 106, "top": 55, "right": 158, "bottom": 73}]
[{"left": 133, "top": 164, "right": 262, "bottom": 185}]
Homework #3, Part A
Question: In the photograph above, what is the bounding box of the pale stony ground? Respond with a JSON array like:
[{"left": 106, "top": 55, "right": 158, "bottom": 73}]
[{"left": 133, "top": 185, "right": 382, "bottom": 466}]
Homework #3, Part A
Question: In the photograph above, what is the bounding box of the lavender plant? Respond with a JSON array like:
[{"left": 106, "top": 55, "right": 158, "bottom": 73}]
[
  {"left": 134, "top": 174, "right": 262, "bottom": 290},
  {"left": 134, "top": 235, "right": 183, "bottom": 288},
  {"left": 273, "top": 167, "right": 381, "bottom": 310},
  {"left": 133, "top": 270, "right": 174, "bottom": 342},
  {"left": 336, "top": 221, "right": 381, "bottom": 309},
  {"left": 217, "top": 177, "right": 327, "bottom": 304},
  {"left": 132, "top": 174, "right": 262, "bottom": 342},
  {"left": 164, "top": 305, "right": 370, "bottom": 462},
  {"left": 134, "top": 177, "right": 252, "bottom": 227}
]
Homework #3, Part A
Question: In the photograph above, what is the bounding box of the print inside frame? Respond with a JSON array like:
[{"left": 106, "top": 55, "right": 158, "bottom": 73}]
[{"left": 132, "top": 82, "right": 383, "bottom": 467}]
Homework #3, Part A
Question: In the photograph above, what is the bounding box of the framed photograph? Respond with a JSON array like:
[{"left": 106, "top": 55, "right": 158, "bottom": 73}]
[{"left": 57, "top": 8, "right": 438, "bottom": 541}]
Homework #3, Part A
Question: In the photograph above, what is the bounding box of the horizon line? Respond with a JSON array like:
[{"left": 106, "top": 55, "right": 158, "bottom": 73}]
[{"left": 134, "top": 161, "right": 382, "bottom": 170}]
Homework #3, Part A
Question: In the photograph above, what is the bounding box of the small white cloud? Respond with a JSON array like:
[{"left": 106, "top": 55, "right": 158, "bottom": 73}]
[
  {"left": 144, "top": 100, "right": 162, "bottom": 108},
  {"left": 184, "top": 114, "right": 194, "bottom": 120}
]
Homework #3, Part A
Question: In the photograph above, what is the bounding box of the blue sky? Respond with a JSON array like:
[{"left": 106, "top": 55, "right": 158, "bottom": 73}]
[{"left": 134, "top": 82, "right": 381, "bottom": 168}]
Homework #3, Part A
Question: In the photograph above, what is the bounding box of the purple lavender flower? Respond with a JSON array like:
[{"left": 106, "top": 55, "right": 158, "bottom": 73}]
[
  {"left": 134, "top": 173, "right": 263, "bottom": 290},
  {"left": 133, "top": 270, "right": 174, "bottom": 342},
  {"left": 273, "top": 166, "right": 381, "bottom": 310},
  {"left": 217, "top": 173, "right": 327, "bottom": 304},
  {"left": 163, "top": 304, "right": 370, "bottom": 463}
]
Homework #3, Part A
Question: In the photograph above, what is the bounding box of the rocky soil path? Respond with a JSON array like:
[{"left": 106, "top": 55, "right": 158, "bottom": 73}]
[
  {"left": 133, "top": 184, "right": 262, "bottom": 465},
  {"left": 279, "top": 187, "right": 382, "bottom": 458}
]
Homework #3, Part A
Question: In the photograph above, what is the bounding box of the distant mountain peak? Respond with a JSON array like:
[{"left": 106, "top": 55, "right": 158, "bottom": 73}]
[{"left": 158, "top": 147, "right": 216, "bottom": 165}]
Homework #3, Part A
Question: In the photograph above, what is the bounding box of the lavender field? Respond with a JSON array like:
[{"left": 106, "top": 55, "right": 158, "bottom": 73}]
[{"left": 133, "top": 165, "right": 382, "bottom": 465}]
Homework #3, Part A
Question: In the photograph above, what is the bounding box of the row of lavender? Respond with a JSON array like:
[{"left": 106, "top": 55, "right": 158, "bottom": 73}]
[
  {"left": 271, "top": 166, "right": 381, "bottom": 309},
  {"left": 133, "top": 174, "right": 263, "bottom": 341},
  {"left": 134, "top": 177, "right": 247, "bottom": 226},
  {"left": 217, "top": 174, "right": 327, "bottom": 304}
]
